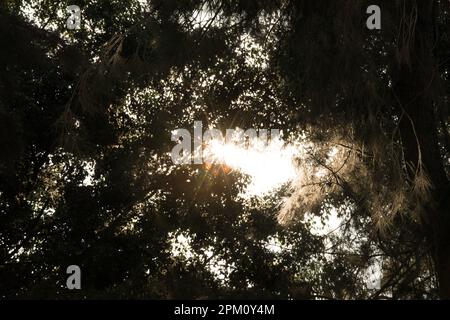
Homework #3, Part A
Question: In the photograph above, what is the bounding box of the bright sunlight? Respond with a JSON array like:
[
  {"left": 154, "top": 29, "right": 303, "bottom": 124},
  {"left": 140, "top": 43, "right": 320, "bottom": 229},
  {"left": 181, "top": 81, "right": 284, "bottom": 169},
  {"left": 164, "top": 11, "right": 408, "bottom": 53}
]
[{"left": 204, "top": 135, "right": 300, "bottom": 196}]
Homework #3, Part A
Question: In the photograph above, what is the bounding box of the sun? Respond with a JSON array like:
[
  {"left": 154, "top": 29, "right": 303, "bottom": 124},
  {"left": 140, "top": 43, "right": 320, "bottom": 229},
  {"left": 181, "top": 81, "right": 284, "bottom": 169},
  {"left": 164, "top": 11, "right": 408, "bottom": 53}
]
[{"left": 204, "top": 136, "right": 299, "bottom": 196}]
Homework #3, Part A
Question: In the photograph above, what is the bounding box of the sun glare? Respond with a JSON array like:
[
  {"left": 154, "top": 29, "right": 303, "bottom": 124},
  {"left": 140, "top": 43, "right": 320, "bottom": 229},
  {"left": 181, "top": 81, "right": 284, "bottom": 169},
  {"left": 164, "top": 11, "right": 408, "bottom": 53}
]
[{"left": 205, "top": 136, "right": 299, "bottom": 196}]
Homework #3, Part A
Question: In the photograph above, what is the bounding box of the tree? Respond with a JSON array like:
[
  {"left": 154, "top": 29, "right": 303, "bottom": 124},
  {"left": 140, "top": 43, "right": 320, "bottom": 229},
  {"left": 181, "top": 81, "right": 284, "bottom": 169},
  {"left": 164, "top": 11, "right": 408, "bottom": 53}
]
[
  {"left": 274, "top": 0, "right": 450, "bottom": 298},
  {"left": 0, "top": 0, "right": 449, "bottom": 299}
]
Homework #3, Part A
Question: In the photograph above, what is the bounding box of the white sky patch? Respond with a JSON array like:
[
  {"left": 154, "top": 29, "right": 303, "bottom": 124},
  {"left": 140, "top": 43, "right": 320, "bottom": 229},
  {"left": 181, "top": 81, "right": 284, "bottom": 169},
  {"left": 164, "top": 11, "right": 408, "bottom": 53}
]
[
  {"left": 205, "top": 135, "right": 300, "bottom": 196},
  {"left": 170, "top": 232, "right": 195, "bottom": 260},
  {"left": 20, "top": 2, "right": 65, "bottom": 31},
  {"left": 169, "top": 232, "right": 234, "bottom": 284},
  {"left": 304, "top": 208, "right": 342, "bottom": 237},
  {"left": 365, "top": 257, "right": 383, "bottom": 291},
  {"left": 264, "top": 235, "right": 292, "bottom": 254},
  {"left": 81, "top": 160, "right": 96, "bottom": 186},
  {"left": 204, "top": 252, "right": 235, "bottom": 284},
  {"left": 236, "top": 33, "right": 269, "bottom": 69},
  {"left": 303, "top": 206, "right": 383, "bottom": 291}
]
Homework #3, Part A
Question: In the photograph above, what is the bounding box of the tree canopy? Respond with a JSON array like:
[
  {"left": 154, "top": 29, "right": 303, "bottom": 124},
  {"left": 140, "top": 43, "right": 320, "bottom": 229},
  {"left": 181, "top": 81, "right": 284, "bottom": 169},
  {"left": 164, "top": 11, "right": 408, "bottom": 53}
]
[{"left": 0, "top": 0, "right": 449, "bottom": 299}]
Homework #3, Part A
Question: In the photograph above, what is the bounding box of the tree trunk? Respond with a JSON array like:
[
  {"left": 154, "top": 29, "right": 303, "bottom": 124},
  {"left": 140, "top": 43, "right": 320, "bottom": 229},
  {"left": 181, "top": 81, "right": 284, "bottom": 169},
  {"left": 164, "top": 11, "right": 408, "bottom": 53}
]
[{"left": 393, "top": 0, "right": 450, "bottom": 299}]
